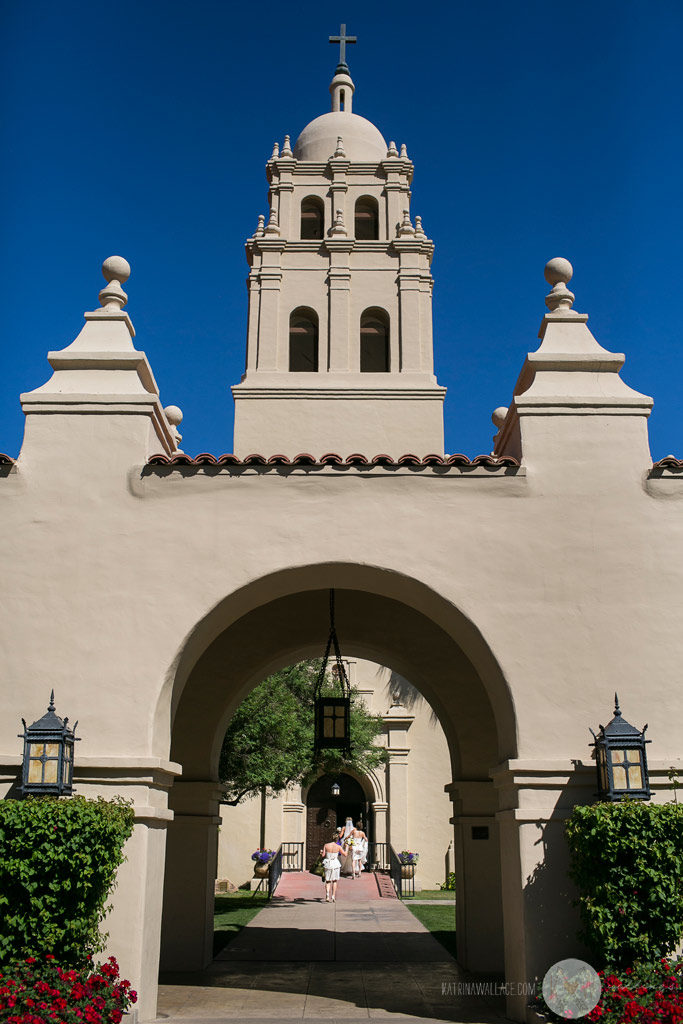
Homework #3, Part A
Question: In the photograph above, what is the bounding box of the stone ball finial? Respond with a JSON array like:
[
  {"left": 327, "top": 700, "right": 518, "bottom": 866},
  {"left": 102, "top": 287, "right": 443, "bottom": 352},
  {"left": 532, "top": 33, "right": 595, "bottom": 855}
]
[
  {"left": 164, "top": 405, "right": 183, "bottom": 427},
  {"left": 102, "top": 255, "right": 131, "bottom": 284},
  {"left": 544, "top": 257, "right": 573, "bottom": 287},
  {"left": 281, "top": 134, "right": 293, "bottom": 157},
  {"left": 99, "top": 255, "right": 130, "bottom": 311},
  {"left": 544, "top": 256, "right": 575, "bottom": 312},
  {"left": 492, "top": 406, "right": 508, "bottom": 428}
]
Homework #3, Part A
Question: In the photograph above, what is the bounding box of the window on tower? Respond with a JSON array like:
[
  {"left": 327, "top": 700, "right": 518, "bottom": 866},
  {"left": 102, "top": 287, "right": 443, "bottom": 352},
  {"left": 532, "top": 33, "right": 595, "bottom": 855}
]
[
  {"left": 355, "top": 197, "right": 379, "bottom": 240},
  {"left": 300, "top": 196, "right": 324, "bottom": 240},
  {"left": 289, "top": 308, "right": 319, "bottom": 371},
  {"left": 360, "top": 309, "right": 389, "bottom": 372}
]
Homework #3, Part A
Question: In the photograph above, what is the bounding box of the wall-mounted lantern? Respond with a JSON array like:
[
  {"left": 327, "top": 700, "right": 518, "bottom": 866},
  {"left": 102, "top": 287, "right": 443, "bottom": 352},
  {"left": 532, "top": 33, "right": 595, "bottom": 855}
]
[
  {"left": 331, "top": 780, "right": 341, "bottom": 798},
  {"left": 20, "top": 691, "right": 79, "bottom": 796},
  {"left": 590, "top": 693, "right": 650, "bottom": 801},
  {"left": 313, "top": 590, "right": 351, "bottom": 757}
]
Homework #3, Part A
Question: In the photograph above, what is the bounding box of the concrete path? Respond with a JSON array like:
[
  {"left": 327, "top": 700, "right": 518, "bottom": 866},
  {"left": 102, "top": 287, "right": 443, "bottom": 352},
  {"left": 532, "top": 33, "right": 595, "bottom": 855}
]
[{"left": 157, "top": 873, "right": 508, "bottom": 1023}]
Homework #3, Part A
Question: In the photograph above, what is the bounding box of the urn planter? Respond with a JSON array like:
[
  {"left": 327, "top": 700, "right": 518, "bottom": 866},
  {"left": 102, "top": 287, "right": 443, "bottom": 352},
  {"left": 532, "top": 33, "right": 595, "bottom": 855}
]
[
  {"left": 400, "top": 863, "right": 416, "bottom": 879},
  {"left": 253, "top": 861, "right": 270, "bottom": 878}
]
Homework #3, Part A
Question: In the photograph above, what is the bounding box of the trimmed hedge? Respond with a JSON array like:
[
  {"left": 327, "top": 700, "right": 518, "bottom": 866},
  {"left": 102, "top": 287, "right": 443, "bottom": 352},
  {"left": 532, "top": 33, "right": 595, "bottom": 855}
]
[
  {"left": 0, "top": 797, "right": 134, "bottom": 967},
  {"left": 566, "top": 801, "right": 683, "bottom": 968}
]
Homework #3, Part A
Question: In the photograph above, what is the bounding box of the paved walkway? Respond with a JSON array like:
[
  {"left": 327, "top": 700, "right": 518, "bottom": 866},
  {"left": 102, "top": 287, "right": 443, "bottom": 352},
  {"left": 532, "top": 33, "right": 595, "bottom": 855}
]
[{"left": 157, "top": 873, "right": 508, "bottom": 1023}]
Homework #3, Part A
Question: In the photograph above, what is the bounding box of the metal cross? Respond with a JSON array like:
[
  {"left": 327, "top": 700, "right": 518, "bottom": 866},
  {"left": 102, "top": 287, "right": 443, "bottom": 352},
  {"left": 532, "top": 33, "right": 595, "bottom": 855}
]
[{"left": 329, "top": 23, "right": 357, "bottom": 67}]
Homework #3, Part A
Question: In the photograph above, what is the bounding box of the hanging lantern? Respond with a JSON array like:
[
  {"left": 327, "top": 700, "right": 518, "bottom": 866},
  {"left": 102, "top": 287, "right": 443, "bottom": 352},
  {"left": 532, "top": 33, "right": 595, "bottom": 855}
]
[
  {"left": 314, "top": 590, "right": 351, "bottom": 757},
  {"left": 19, "top": 691, "right": 79, "bottom": 796},
  {"left": 331, "top": 780, "right": 341, "bottom": 797},
  {"left": 590, "top": 693, "right": 650, "bottom": 802}
]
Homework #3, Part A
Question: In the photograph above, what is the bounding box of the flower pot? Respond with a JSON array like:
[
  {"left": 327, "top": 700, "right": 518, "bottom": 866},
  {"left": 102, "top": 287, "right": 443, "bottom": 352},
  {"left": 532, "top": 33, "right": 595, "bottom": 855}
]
[
  {"left": 253, "top": 861, "right": 270, "bottom": 878},
  {"left": 400, "top": 863, "right": 415, "bottom": 879}
]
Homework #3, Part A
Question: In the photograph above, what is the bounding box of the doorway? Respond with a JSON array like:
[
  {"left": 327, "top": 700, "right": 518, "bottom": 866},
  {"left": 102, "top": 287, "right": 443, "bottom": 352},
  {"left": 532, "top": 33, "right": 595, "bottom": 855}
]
[{"left": 305, "top": 772, "right": 367, "bottom": 868}]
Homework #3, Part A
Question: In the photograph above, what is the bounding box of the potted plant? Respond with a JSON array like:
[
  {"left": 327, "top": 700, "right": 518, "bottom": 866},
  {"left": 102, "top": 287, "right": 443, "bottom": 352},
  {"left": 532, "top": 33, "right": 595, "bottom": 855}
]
[
  {"left": 398, "top": 851, "right": 419, "bottom": 879},
  {"left": 251, "top": 849, "right": 276, "bottom": 877}
]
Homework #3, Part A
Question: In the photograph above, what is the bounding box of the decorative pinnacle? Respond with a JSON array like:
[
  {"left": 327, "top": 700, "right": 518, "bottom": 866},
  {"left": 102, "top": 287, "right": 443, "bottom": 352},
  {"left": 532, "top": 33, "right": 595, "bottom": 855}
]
[
  {"left": 281, "top": 135, "right": 293, "bottom": 157},
  {"left": 414, "top": 215, "right": 426, "bottom": 238},
  {"left": 544, "top": 257, "right": 575, "bottom": 312},
  {"left": 331, "top": 208, "right": 347, "bottom": 236},
  {"left": 256, "top": 214, "right": 265, "bottom": 236},
  {"left": 264, "top": 209, "right": 280, "bottom": 236},
  {"left": 400, "top": 143, "right": 408, "bottom": 158},
  {"left": 334, "top": 136, "right": 346, "bottom": 158},
  {"left": 614, "top": 692, "right": 622, "bottom": 717},
  {"left": 399, "top": 210, "right": 415, "bottom": 236},
  {"left": 270, "top": 142, "right": 280, "bottom": 160},
  {"left": 48, "top": 689, "right": 55, "bottom": 712},
  {"left": 164, "top": 405, "right": 184, "bottom": 452},
  {"left": 387, "top": 141, "right": 399, "bottom": 158},
  {"left": 98, "top": 256, "right": 130, "bottom": 311}
]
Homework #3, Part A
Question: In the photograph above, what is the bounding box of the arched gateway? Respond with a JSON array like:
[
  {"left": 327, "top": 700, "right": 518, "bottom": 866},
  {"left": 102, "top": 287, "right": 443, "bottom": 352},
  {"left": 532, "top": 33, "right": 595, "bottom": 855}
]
[{"left": 2, "top": 37, "right": 683, "bottom": 1024}]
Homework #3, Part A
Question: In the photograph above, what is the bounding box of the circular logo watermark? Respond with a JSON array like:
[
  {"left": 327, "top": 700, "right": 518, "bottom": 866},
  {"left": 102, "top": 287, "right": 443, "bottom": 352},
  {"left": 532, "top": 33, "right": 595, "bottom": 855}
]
[{"left": 542, "top": 958, "right": 602, "bottom": 1019}]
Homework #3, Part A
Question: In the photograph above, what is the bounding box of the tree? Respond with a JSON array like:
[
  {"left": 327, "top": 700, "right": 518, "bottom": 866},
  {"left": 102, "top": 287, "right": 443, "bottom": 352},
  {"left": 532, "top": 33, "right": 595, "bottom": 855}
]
[{"left": 219, "top": 660, "right": 388, "bottom": 808}]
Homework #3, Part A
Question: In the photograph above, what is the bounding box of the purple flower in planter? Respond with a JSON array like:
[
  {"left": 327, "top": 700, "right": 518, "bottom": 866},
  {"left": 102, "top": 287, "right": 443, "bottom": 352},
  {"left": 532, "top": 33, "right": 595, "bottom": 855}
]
[
  {"left": 398, "top": 851, "right": 419, "bottom": 865},
  {"left": 251, "top": 849, "right": 276, "bottom": 863}
]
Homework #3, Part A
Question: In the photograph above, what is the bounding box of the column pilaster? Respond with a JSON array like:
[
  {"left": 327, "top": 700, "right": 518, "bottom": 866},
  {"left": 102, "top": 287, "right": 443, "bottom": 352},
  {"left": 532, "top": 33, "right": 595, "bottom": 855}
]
[{"left": 325, "top": 238, "right": 354, "bottom": 371}]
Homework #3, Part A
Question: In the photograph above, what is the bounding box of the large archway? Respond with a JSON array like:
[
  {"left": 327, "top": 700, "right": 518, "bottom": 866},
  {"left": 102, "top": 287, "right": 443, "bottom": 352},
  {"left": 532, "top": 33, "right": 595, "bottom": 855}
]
[{"left": 158, "top": 567, "right": 516, "bottom": 990}]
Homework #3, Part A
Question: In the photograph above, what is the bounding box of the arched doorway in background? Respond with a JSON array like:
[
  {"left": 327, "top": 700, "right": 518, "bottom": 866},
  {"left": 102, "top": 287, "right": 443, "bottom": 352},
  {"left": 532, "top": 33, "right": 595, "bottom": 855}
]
[{"left": 305, "top": 772, "right": 369, "bottom": 868}]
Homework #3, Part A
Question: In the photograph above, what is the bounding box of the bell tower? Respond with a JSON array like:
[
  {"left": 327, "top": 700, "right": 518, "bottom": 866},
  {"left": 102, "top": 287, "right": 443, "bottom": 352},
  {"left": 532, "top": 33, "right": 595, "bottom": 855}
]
[{"left": 231, "top": 35, "right": 446, "bottom": 458}]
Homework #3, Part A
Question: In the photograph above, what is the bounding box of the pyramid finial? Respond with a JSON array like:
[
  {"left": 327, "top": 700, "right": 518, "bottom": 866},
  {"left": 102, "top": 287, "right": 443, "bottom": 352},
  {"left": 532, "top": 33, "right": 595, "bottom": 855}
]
[
  {"left": 48, "top": 689, "right": 55, "bottom": 712},
  {"left": 544, "top": 257, "right": 575, "bottom": 312},
  {"left": 614, "top": 692, "right": 621, "bottom": 717},
  {"left": 270, "top": 142, "right": 280, "bottom": 160},
  {"left": 98, "top": 256, "right": 130, "bottom": 311},
  {"left": 400, "top": 143, "right": 408, "bottom": 159},
  {"left": 281, "top": 135, "right": 293, "bottom": 157}
]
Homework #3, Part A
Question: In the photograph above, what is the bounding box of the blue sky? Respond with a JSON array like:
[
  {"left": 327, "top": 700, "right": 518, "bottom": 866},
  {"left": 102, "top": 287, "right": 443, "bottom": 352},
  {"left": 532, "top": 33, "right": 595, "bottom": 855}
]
[{"left": 2, "top": 1, "right": 682, "bottom": 460}]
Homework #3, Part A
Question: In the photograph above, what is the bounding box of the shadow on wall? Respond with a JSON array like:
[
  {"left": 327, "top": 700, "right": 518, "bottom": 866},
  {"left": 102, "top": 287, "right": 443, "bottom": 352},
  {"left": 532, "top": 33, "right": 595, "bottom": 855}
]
[{"left": 376, "top": 666, "right": 441, "bottom": 728}]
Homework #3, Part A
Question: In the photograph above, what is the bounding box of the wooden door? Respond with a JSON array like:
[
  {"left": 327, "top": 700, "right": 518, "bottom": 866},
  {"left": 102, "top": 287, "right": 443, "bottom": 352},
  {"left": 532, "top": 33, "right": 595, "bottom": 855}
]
[{"left": 305, "top": 802, "right": 337, "bottom": 868}]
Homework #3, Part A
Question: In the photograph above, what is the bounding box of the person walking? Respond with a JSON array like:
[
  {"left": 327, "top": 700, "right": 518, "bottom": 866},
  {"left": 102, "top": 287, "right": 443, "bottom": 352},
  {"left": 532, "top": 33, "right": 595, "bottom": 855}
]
[{"left": 320, "top": 835, "right": 348, "bottom": 902}]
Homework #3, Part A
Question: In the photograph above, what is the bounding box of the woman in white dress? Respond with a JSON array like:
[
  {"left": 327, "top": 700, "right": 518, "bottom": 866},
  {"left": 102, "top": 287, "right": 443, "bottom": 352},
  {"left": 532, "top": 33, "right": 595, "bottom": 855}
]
[
  {"left": 339, "top": 817, "right": 355, "bottom": 876},
  {"left": 350, "top": 823, "right": 368, "bottom": 878},
  {"left": 320, "top": 836, "right": 348, "bottom": 902}
]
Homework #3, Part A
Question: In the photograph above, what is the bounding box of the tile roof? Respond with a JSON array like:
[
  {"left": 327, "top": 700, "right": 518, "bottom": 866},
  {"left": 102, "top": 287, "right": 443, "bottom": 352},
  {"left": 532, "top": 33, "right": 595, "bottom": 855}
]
[
  {"left": 0, "top": 454, "right": 15, "bottom": 465},
  {"left": 652, "top": 455, "right": 683, "bottom": 470},
  {"left": 147, "top": 452, "right": 520, "bottom": 469}
]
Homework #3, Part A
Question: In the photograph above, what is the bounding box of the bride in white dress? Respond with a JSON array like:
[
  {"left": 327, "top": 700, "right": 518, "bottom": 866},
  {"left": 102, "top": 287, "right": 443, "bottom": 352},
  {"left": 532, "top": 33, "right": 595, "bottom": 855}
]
[{"left": 339, "top": 817, "right": 355, "bottom": 876}]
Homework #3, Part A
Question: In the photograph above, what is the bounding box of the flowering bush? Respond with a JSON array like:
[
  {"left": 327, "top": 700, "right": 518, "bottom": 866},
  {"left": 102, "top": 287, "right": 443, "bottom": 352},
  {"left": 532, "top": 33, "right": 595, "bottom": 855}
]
[
  {"left": 251, "top": 850, "right": 276, "bottom": 863},
  {"left": 0, "top": 955, "right": 137, "bottom": 1024},
  {"left": 398, "top": 851, "right": 419, "bottom": 865},
  {"left": 585, "top": 960, "right": 683, "bottom": 1023}
]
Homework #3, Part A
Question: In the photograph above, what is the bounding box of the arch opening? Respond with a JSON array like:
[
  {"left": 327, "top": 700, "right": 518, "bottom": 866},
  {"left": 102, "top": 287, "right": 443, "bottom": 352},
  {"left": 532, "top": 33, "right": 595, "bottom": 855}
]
[
  {"left": 289, "top": 307, "right": 319, "bottom": 371},
  {"left": 360, "top": 308, "right": 390, "bottom": 372},
  {"left": 300, "top": 196, "right": 324, "bottom": 240},
  {"left": 355, "top": 196, "right": 379, "bottom": 240}
]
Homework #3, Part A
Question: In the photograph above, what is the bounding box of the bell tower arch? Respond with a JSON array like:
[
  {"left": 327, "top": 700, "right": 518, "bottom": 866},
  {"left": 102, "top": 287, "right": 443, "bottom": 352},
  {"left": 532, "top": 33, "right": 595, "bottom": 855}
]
[{"left": 232, "top": 55, "right": 446, "bottom": 458}]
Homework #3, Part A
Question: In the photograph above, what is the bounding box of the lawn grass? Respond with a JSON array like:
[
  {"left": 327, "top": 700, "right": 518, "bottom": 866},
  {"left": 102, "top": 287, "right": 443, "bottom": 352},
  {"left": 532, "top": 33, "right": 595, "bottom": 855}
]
[
  {"left": 406, "top": 902, "right": 457, "bottom": 958},
  {"left": 213, "top": 890, "right": 270, "bottom": 954},
  {"left": 403, "top": 888, "right": 455, "bottom": 900}
]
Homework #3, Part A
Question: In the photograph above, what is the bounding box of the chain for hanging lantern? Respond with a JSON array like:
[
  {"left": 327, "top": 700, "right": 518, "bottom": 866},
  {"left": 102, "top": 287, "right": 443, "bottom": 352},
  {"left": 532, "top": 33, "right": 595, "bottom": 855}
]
[{"left": 313, "top": 590, "right": 351, "bottom": 757}]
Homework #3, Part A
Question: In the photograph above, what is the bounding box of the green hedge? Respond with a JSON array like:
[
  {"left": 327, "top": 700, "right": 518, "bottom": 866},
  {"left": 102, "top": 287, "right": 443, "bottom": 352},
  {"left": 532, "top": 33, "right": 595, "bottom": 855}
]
[
  {"left": 0, "top": 796, "right": 134, "bottom": 967},
  {"left": 566, "top": 801, "right": 683, "bottom": 968}
]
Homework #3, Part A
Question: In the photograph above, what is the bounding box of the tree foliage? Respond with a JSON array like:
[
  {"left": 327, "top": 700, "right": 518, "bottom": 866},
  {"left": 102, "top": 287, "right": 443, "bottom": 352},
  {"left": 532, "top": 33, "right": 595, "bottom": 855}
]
[{"left": 219, "top": 660, "right": 388, "bottom": 804}]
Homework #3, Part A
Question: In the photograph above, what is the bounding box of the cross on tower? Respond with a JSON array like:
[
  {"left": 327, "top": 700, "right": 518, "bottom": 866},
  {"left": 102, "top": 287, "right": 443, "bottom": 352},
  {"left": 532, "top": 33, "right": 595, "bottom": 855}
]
[{"left": 329, "top": 23, "right": 357, "bottom": 69}]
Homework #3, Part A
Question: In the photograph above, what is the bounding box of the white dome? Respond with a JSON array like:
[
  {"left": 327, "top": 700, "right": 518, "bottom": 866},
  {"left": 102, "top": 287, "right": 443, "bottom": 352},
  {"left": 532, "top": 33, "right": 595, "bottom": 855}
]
[{"left": 293, "top": 111, "right": 387, "bottom": 163}]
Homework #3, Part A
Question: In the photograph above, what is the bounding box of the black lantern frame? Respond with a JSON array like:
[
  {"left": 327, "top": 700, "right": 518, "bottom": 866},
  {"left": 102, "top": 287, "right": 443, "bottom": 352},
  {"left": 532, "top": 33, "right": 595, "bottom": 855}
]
[
  {"left": 19, "top": 691, "right": 79, "bottom": 797},
  {"left": 590, "top": 693, "right": 650, "bottom": 802},
  {"left": 313, "top": 590, "right": 351, "bottom": 757}
]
